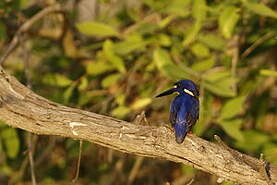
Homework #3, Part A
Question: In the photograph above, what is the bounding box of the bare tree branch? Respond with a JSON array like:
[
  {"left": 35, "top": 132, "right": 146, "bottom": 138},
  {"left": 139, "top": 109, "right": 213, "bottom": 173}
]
[
  {"left": 27, "top": 133, "right": 37, "bottom": 185},
  {"left": 0, "top": 66, "right": 276, "bottom": 185},
  {"left": 22, "top": 32, "right": 37, "bottom": 185},
  {"left": 0, "top": 4, "right": 62, "bottom": 65}
]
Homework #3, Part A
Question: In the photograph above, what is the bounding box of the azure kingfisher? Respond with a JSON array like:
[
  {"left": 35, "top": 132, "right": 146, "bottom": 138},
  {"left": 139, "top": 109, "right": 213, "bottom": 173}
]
[{"left": 156, "top": 80, "right": 199, "bottom": 144}]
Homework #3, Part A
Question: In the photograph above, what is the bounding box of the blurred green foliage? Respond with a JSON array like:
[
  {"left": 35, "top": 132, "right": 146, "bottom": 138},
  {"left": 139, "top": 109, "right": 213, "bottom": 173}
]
[{"left": 0, "top": 0, "right": 276, "bottom": 184}]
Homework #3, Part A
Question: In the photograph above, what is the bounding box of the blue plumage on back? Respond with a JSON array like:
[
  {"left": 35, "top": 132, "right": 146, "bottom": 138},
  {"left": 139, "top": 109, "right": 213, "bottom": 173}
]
[{"left": 156, "top": 80, "right": 199, "bottom": 144}]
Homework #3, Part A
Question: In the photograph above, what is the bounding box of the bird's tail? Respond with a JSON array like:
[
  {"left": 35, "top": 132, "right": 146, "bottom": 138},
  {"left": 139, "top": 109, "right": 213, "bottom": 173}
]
[{"left": 174, "top": 123, "right": 187, "bottom": 144}]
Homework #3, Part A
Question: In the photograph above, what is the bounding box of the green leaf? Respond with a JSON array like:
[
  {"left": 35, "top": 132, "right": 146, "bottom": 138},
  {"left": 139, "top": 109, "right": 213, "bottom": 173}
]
[
  {"left": 0, "top": 22, "right": 7, "bottom": 40},
  {"left": 263, "top": 143, "right": 277, "bottom": 164},
  {"left": 198, "top": 34, "right": 225, "bottom": 50},
  {"left": 115, "top": 94, "right": 126, "bottom": 106},
  {"left": 221, "top": 182, "right": 235, "bottom": 185},
  {"left": 112, "top": 106, "right": 130, "bottom": 118},
  {"left": 0, "top": 138, "right": 2, "bottom": 153},
  {"left": 0, "top": 164, "right": 13, "bottom": 176},
  {"left": 203, "top": 70, "right": 236, "bottom": 97},
  {"left": 192, "top": 57, "right": 215, "bottom": 72},
  {"left": 131, "top": 98, "right": 152, "bottom": 110},
  {"left": 202, "top": 69, "right": 236, "bottom": 97},
  {"left": 43, "top": 74, "right": 72, "bottom": 87},
  {"left": 163, "top": 0, "right": 191, "bottom": 16},
  {"left": 19, "top": 0, "right": 30, "bottom": 9},
  {"left": 183, "top": 0, "right": 206, "bottom": 46},
  {"left": 235, "top": 130, "right": 270, "bottom": 152},
  {"left": 53, "top": 74, "right": 73, "bottom": 87},
  {"left": 63, "top": 83, "right": 76, "bottom": 104},
  {"left": 191, "top": 43, "right": 210, "bottom": 57},
  {"left": 101, "top": 73, "right": 121, "bottom": 88},
  {"left": 192, "top": 0, "right": 206, "bottom": 20},
  {"left": 153, "top": 48, "right": 190, "bottom": 79},
  {"left": 219, "top": 96, "right": 246, "bottom": 120},
  {"left": 76, "top": 21, "right": 119, "bottom": 37},
  {"left": 140, "top": 0, "right": 162, "bottom": 11},
  {"left": 1, "top": 128, "right": 20, "bottom": 159},
  {"left": 181, "top": 165, "right": 196, "bottom": 174},
  {"left": 86, "top": 61, "right": 114, "bottom": 75},
  {"left": 0, "top": 120, "right": 6, "bottom": 128},
  {"left": 194, "top": 94, "right": 213, "bottom": 136},
  {"left": 203, "top": 70, "right": 231, "bottom": 82},
  {"left": 78, "top": 77, "right": 88, "bottom": 91},
  {"left": 260, "top": 69, "right": 277, "bottom": 77},
  {"left": 78, "top": 91, "right": 93, "bottom": 106},
  {"left": 203, "top": 77, "right": 236, "bottom": 97},
  {"left": 183, "top": 22, "right": 201, "bottom": 46},
  {"left": 219, "top": 6, "right": 240, "bottom": 38},
  {"left": 219, "top": 119, "right": 244, "bottom": 142},
  {"left": 156, "top": 34, "right": 172, "bottom": 47},
  {"left": 242, "top": 0, "right": 277, "bottom": 19},
  {"left": 113, "top": 34, "right": 148, "bottom": 55},
  {"left": 134, "top": 23, "right": 159, "bottom": 35},
  {"left": 159, "top": 15, "right": 176, "bottom": 28},
  {"left": 103, "top": 40, "right": 126, "bottom": 73}
]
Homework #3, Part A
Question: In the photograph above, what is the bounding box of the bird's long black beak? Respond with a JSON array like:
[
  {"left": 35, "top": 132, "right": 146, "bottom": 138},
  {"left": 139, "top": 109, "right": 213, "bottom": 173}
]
[{"left": 155, "top": 88, "right": 176, "bottom": 98}]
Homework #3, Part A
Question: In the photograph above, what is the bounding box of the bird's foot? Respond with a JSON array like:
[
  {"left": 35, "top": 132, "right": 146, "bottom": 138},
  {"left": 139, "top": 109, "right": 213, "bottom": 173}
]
[{"left": 163, "top": 124, "right": 174, "bottom": 133}]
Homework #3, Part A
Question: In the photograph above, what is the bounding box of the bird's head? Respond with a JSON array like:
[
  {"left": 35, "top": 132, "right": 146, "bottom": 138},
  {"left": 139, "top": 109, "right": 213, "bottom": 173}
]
[{"left": 156, "top": 80, "right": 199, "bottom": 98}]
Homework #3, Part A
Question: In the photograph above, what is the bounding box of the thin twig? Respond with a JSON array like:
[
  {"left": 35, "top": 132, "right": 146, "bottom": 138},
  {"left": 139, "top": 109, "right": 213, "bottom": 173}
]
[
  {"left": 241, "top": 32, "right": 275, "bottom": 59},
  {"left": 261, "top": 161, "right": 274, "bottom": 185},
  {"left": 22, "top": 37, "right": 32, "bottom": 88},
  {"left": 133, "top": 111, "right": 149, "bottom": 125},
  {"left": 27, "top": 133, "right": 37, "bottom": 185},
  {"left": 0, "top": 4, "right": 62, "bottom": 65},
  {"left": 230, "top": 35, "right": 239, "bottom": 94},
  {"left": 214, "top": 135, "right": 230, "bottom": 151},
  {"left": 186, "top": 178, "right": 194, "bottom": 185},
  {"left": 109, "top": 159, "right": 125, "bottom": 184},
  {"left": 72, "top": 140, "right": 83, "bottom": 183},
  {"left": 122, "top": 13, "right": 161, "bottom": 35},
  {"left": 127, "top": 157, "right": 144, "bottom": 185},
  {"left": 22, "top": 37, "right": 37, "bottom": 185},
  {"left": 35, "top": 137, "right": 56, "bottom": 166},
  {"left": 260, "top": 154, "right": 274, "bottom": 185},
  {"left": 172, "top": 174, "right": 194, "bottom": 185},
  {"left": 8, "top": 157, "right": 29, "bottom": 185}
]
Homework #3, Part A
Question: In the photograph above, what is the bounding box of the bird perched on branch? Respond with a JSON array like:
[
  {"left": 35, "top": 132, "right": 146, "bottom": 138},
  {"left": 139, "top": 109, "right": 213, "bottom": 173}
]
[{"left": 156, "top": 80, "right": 199, "bottom": 144}]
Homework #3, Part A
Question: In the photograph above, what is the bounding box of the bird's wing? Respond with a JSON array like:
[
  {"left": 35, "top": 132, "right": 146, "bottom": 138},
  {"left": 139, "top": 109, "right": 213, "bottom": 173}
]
[
  {"left": 169, "top": 97, "right": 182, "bottom": 125},
  {"left": 184, "top": 112, "right": 195, "bottom": 131},
  {"left": 170, "top": 97, "right": 189, "bottom": 125},
  {"left": 170, "top": 97, "right": 199, "bottom": 130},
  {"left": 170, "top": 100, "right": 190, "bottom": 143},
  {"left": 169, "top": 107, "right": 177, "bottom": 125},
  {"left": 185, "top": 100, "right": 199, "bottom": 131}
]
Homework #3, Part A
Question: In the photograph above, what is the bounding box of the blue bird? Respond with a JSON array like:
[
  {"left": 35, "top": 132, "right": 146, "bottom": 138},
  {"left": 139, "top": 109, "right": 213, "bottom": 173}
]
[{"left": 156, "top": 80, "right": 199, "bottom": 144}]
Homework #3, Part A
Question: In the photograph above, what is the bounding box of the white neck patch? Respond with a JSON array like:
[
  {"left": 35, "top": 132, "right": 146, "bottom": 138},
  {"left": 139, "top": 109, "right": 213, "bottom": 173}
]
[{"left": 184, "top": 89, "right": 194, "bottom": 96}]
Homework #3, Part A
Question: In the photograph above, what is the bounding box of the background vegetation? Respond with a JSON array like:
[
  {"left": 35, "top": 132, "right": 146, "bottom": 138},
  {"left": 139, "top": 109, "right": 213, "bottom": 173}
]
[{"left": 0, "top": 0, "right": 276, "bottom": 184}]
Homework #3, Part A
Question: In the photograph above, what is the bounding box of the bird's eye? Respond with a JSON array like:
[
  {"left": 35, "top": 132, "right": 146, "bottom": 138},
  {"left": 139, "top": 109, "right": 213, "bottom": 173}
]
[
  {"left": 184, "top": 89, "right": 194, "bottom": 96},
  {"left": 174, "top": 85, "right": 178, "bottom": 88}
]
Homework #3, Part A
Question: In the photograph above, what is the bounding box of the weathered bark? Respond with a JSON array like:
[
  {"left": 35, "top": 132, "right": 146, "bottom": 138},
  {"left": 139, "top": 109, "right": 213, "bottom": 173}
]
[{"left": 0, "top": 66, "right": 276, "bottom": 185}]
